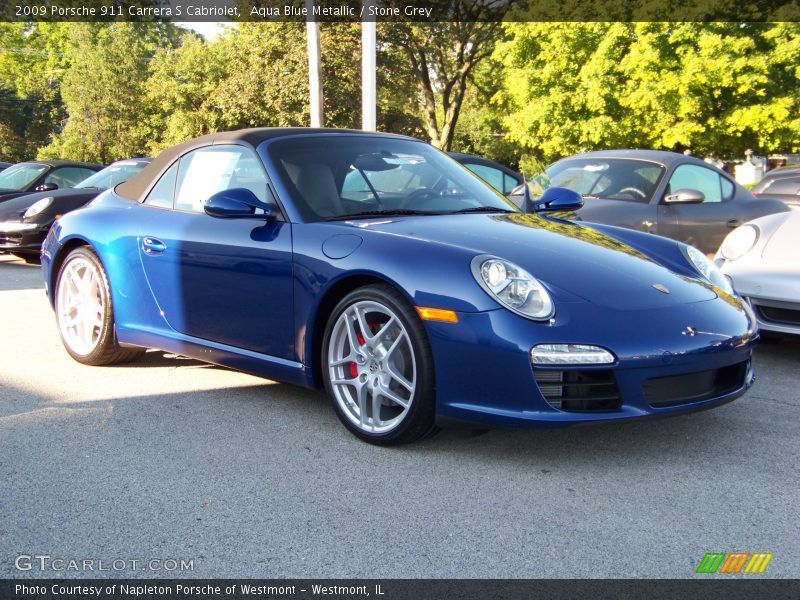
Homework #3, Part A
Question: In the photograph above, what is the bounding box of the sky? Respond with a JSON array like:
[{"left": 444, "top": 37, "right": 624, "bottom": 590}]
[{"left": 178, "top": 22, "right": 229, "bottom": 39}]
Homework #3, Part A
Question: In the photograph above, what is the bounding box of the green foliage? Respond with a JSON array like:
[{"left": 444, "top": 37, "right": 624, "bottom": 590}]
[
  {"left": 147, "top": 22, "right": 362, "bottom": 147},
  {"left": 146, "top": 32, "right": 227, "bottom": 153},
  {"left": 320, "top": 23, "right": 362, "bottom": 129},
  {"left": 450, "top": 58, "right": 523, "bottom": 170},
  {"left": 496, "top": 22, "right": 800, "bottom": 161},
  {"left": 376, "top": 35, "right": 425, "bottom": 139},
  {"left": 39, "top": 23, "right": 182, "bottom": 163},
  {"left": 517, "top": 155, "right": 548, "bottom": 180},
  {"left": 205, "top": 23, "right": 310, "bottom": 131},
  {"left": 0, "top": 23, "right": 71, "bottom": 160},
  {"left": 1, "top": 20, "right": 798, "bottom": 170},
  {"left": 0, "top": 85, "right": 27, "bottom": 160}
]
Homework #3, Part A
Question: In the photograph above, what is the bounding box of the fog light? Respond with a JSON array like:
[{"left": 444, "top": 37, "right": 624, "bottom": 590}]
[{"left": 531, "top": 344, "right": 615, "bottom": 365}]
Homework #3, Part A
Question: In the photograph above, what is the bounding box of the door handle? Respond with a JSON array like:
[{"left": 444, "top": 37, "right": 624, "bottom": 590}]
[
  {"left": 726, "top": 219, "right": 742, "bottom": 229},
  {"left": 142, "top": 237, "right": 166, "bottom": 255}
]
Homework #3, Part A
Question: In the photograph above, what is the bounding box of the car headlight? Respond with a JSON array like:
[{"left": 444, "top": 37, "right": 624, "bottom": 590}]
[
  {"left": 720, "top": 224, "right": 758, "bottom": 261},
  {"left": 23, "top": 197, "right": 53, "bottom": 219},
  {"left": 681, "top": 244, "right": 734, "bottom": 295},
  {"left": 471, "top": 255, "right": 554, "bottom": 320}
]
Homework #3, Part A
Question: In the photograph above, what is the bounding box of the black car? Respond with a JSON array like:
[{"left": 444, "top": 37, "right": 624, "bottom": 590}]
[
  {"left": 449, "top": 152, "right": 524, "bottom": 197},
  {"left": 0, "top": 160, "right": 101, "bottom": 203},
  {"left": 751, "top": 165, "right": 800, "bottom": 210},
  {"left": 0, "top": 161, "right": 11, "bottom": 172},
  {"left": 527, "top": 150, "right": 790, "bottom": 254},
  {"left": 0, "top": 158, "right": 151, "bottom": 261}
]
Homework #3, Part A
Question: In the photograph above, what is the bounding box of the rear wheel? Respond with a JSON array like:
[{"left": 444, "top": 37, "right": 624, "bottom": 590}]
[
  {"left": 322, "top": 284, "right": 438, "bottom": 445},
  {"left": 55, "top": 246, "right": 143, "bottom": 365}
]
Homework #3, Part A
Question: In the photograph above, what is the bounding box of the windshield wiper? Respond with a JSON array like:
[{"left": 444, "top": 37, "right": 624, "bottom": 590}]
[
  {"left": 441, "top": 206, "right": 516, "bottom": 214},
  {"left": 325, "top": 209, "right": 436, "bottom": 221}
]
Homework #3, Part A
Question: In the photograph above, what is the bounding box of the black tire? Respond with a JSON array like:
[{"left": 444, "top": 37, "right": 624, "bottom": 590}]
[
  {"left": 322, "top": 284, "right": 439, "bottom": 445},
  {"left": 54, "top": 246, "right": 144, "bottom": 366}
]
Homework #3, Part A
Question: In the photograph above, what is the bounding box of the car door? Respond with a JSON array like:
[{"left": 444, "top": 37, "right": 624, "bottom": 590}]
[
  {"left": 657, "top": 163, "right": 743, "bottom": 254},
  {"left": 137, "top": 144, "right": 294, "bottom": 360}
]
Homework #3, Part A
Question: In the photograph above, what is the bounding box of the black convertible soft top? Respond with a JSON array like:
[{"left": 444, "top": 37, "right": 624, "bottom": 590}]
[{"left": 115, "top": 128, "right": 414, "bottom": 203}]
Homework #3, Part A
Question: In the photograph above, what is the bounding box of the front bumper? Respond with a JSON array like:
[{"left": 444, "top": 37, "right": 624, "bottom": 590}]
[
  {"left": 0, "top": 222, "right": 47, "bottom": 254},
  {"left": 426, "top": 296, "right": 758, "bottom": 428},
  {"left": 743, "top": 296, "right": 800, "bottom": 336},
  {"left": 720, "top": 263, "right": 800, "bottom": 336}
]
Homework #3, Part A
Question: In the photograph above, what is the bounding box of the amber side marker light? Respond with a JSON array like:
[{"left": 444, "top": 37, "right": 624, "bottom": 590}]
[{"left": 415, "top": 307, "right": 458, "bottom": 323}]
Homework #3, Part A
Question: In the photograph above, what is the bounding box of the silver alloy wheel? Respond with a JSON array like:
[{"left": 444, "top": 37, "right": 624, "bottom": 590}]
[
  {"left": 327, "top": 300, "right": 416, "bottom": 434},
  {"left": 56, "top": 256, "right": 105, "bottom": 356}
]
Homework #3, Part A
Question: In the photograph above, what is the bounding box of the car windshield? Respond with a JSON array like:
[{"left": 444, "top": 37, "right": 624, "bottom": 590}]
[
  {"left": 76, "top": 160, "right": 149, "bottom": 190},
  {"left": 268, "top": 136, "right": 517, "bottom": 221},
  {"left": 0, "top": 163, "right": 48, "bottom": 191},
  {"left": 530, "top": 158, "right": 665, "bottom": 203}
]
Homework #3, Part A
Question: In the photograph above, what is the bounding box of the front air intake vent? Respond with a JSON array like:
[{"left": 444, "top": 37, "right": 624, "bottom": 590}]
[
  {"left": 534, "top": 369, "right": 621, "bottom": 412},
  {"left": 643, "top": 362, "right": 747, "bottom": 408},
  {"left": 756, "top": 305, "right": 800, "bottom": 327}
]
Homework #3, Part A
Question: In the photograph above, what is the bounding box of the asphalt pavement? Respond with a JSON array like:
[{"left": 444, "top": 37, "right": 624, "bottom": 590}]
[{"left": 1, "top": 254, "right": 797, "bottom": 579}]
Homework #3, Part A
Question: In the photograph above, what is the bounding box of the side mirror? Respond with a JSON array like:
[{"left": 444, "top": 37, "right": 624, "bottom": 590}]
[
  {"left": 204, "top": 188, "right": 273, "bottom": 219},
  {"left": 664, "top": 188, "right": 704, "bottom": 204},
  {"left": 533, "top": 187, "right": 584, "bottom": 212},
  {"left": 36, "top": 183, "right": 58, "bottom": 192}
]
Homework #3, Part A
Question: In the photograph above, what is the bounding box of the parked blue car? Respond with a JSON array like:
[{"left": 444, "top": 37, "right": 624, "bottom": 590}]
[{"left": 42, "top": 128, "right": 758, "bottom": 444}]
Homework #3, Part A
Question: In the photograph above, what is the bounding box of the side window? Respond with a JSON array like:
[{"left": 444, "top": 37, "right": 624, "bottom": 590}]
[
  {"left": 144, "top": 162, "right": 178, "bottom": 208},
  {"left": 44, "top": 167, "right": 96, "bottom": 188},
  {"left": 465, "top": 163, "right": 504, "bottom": 193},
  {"left": 721, "top": 177, "right": 735, "bottom": 201},
  {"left": 174, "top": 145, "right": 269, "bottom": 214},
  {"left": 503, "top": 174, "right": 519, "bottom": 195},
  {"left": 668, "top": 165, "right": 723, "bottom": 203}
]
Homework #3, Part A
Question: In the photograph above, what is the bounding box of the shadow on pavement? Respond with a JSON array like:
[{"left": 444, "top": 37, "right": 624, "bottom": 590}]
[{"left": 0, "top": 255, "right": 43, "bottom": 291}]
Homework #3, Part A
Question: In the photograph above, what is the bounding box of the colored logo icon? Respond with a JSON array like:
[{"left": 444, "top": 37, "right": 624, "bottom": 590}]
[{"left": 696, "top": 552, "right": 773, "bottom": 574}]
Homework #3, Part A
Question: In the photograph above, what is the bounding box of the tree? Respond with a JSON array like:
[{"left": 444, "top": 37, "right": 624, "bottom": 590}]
[
  {"left": 376, "top": 33, "right": 426, "bottom": 139},
  {"left": 39, "top": 23, "right": 182, "bottom": 163},
  {"left": 0, "top": 23, "right": 71, "bottom": 160},
  {"left": 495, "top": 22, "right": 800, "bottom": 161},
  {"left": 204, "top": 23, "right": 310, "bottom": 130},
  {"left": 208, "top": 23, "right": 362, "bottom": 131},
  {"left": 450, "top": 57, "right": 523, "bottom": 169},
  {"left": 0, "top": 85, "right": 27, "bottom": 160},
  {"left": 146, "top": 32, "right": 228, "bottom": 153},
  {"left": 381, "top": 2, "right": 509, "bottom": 151}
]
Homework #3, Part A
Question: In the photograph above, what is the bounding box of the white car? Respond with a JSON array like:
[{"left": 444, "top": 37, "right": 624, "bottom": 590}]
[{"left": 716, "top": 211, "right": 800, "bottom": 336}]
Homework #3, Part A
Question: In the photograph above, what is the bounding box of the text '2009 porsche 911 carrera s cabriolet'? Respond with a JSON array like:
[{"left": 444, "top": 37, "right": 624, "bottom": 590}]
[{"left": 42, "top": 128, "right": 758, "bottom": 444}]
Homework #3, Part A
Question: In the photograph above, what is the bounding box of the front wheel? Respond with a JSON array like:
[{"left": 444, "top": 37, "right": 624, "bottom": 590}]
[
  {"left": 322, "top": 285, "right": 438, "bottom": 445},
  {"left": 55, "top": 246, "right": 143, "bottom": 365}
]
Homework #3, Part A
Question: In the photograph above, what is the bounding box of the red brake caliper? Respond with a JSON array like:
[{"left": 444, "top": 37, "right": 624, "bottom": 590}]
[
  {"left": 349, "top": 321, "right": 380, "bottom": 379},
  {"left": 349, "top": 323, "right": 367, "bottom": 378}
]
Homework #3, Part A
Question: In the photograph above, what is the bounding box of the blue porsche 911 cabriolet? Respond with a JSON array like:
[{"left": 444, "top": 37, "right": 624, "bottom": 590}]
[{"left": 42, "top": 128, "right": 758, "bottom": 444}]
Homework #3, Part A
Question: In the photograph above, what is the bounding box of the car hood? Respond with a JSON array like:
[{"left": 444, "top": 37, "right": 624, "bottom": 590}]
[
  {"left": 349, "top": 213, "right": 717, "bottom": 309},
  {"left": 762, "top": 212, "right": 800, "bottom": 261},
  {"left": 0, "top": 190, "right": 32, "bottom": 203},
  {"left": 0, "top": 187, "right": 99, "bottom": 222}
]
